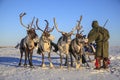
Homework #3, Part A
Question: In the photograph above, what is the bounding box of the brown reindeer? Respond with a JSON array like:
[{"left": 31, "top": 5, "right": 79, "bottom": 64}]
[
  {"left": 69, "top": 16, "right": 89, "bottom": 69},
  {"left": 18, "top": 12, "right": 39, "bottom": 67}
]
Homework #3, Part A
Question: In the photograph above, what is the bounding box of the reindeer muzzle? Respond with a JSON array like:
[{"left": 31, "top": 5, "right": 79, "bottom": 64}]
[{"left": 48, "top": 35, "right": 55, "bottom": 41}]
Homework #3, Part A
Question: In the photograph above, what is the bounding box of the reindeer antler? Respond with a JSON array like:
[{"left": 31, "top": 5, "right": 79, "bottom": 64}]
[
  {"left": 77, "top": 16, "right": 83, "bottom": 34},
  {"left": 69, "top": 17, "right": 83, "bottom": 35},
  {"left": 53, "top": 18, "right": 63, "bottom": 34},
  {"left": 69, "top": 25, "right": 77, "bottom": 35},
  {"left": 48, "top": 26, "right": 54, "bottom": 33},
  {"left": 30, "top": 17, "right": 35, "bottom": 28},
  {"left": 19, "top": 12, "right": 29, "bottom": 29},
  {"left": 80, "top": 30, "right": 84, "bottom": 34},
  {"left": 44, "top": 20, "right": 49, "bottom": 32},
  {"left": 19, "top": 12, "right": 35, "bottom": 29},
  {"left": 35, "top": 18, "right": 44, "bottom": 32}
]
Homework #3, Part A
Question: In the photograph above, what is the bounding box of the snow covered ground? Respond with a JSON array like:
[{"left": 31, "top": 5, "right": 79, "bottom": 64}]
[{"left": 0, "top": 46, "right": 120, "bottom": 80}]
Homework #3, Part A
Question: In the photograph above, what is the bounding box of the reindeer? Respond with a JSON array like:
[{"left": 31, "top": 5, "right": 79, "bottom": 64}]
[
  {"left": 69, "top": 16, "right": 89, "bottom": 69},
  {"left": 18, "top": 12, "right": 39, "bottom": 67},
  {"left": 36, "top": 18, "right": 56, "bottom": 68},
  {"left": 53, "top": 18, "right": 77, "bottom": 68}
]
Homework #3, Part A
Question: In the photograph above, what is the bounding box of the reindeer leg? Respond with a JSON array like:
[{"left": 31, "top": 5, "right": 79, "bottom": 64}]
[
  {"left": 48, "top": 52, "right": 54, "bottom": 68},
  {"left": 18, "top": 49, "right": 23, "bottom": 66},
  {"left": 70, "top": 52, "right": 73, "bottom": 67},
  {"left": 66, "top": 54, "right": 70, "bottom": 68},
  {"left": 60, "top": 53, "right": 63, "bottom": 68},
  {"left": 29, "top": 51, "right": 33, "bottom": 67},
  {"left": 71, "top": 52, "right": 79, "bottom": 69},
  {"left": 88, "top": 53, "right": 92, "bottom": 62},
  {"left": 64, "top": 57, "right": 67, "bottom": 66},
  {"left": 28, "top": 51, "right": 30, "bottom": 65},
  {"left": 41, "top": 53, "right": 46, "bottom": 68},
  {"left": 24, "top": 50, "right": 28, "bottom": 67},
  {"left": 70, "top": 51, "right": 77, "bottom": 67},
  {"left": 75, "top": 55, "right": 80, "bottom": 69},
  {"left": 76, "top": 59, "right": 80, "bottom": 69}
]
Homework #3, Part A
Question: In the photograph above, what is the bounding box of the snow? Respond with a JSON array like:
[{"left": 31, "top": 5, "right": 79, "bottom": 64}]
[{"left": 0, "top": 46, "right": 120, "bottom": 80}]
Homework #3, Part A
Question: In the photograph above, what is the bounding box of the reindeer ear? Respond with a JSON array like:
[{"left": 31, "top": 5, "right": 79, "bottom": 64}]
[{"left": 62, "top": 32, "right": 65, "bottom": 35}]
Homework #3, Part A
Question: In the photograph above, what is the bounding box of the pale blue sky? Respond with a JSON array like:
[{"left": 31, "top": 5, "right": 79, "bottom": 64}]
[{"left": 0, "top": 0, "right": 120, "bottom": 46}]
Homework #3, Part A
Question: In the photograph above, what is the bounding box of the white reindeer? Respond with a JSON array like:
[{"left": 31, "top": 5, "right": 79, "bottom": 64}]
[
  {"left": 36, "top": 18, "right": 56, "bottom": 68},
  {"left": 53, "top": 18, "right": 77, "bottom": 68}
]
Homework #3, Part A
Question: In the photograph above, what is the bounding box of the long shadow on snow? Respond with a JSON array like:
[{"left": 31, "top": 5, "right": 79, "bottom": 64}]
[
  {"left": 32, "top": 55, "right": 60, "bottom": 66},
  {"left": 0, "top": 56, "right": 60, "bottom": 67},
  {"left": 0, "top": 57, "right": 19, "bottom": 67}
]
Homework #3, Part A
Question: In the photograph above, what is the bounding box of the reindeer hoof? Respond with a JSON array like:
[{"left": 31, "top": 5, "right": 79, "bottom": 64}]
[
  {"left": 41, "top": 64, "right": 46, "bottom": 68},
  {"left": 60, "top": 66, "right": 63, "bottom": 69},
  {"left": 76, "top": 64, "right": 80, "bottom": 69},
  {"left": 30, "top": 66, "right": 34, "bottom": 68},
  {"left": 30, "top": 64, "right": 34, "bottom": 68},
  {"left": 29, "top": 63, "right": 33, "bottom": 67},
  {"left": 18, "top": 63, "right": 21, "bottom": 66},
  {"left": 67, "top": 65, "right": 70, "bottom": 69},
  {"left": 50, "top": 63, "right": 54, "bottom": 68},
  {"left": 64, "top": 63, "right": 67, "bottom": 66},
  {"left": 24, "top": 64, "right": 27, "bottom": 67}
]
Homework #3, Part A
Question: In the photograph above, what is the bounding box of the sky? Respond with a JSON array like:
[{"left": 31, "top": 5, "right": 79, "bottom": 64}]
[{"left": 0, "top": 0, "right": 120, "bottom": 46}]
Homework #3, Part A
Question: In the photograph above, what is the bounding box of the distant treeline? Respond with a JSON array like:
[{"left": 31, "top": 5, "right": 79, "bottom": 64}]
[{"left": 0, "top": 46, "right": 14, "bottom": 48}]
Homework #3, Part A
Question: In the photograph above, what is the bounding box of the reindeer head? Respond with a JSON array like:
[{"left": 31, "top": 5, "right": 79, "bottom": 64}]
[
  {"left": 26, "top": 28, "right": 38, "bottom": 39},
  {"left": 19, "top": 12, "right": 39, "bottom": 44},
  {"left": 76, "top": 28, "right": 84, "bottom": 41},
  {"left": 53, "top": 18, "right": 77, "bottom": 43},
  {"left": 61, "top": 32, "right": 72, "bottom": 43},
  {"left": 76, "top": 33, "right": 84, "bottom": 45},
  {"left": 36, "top": 18, "right": 54, "bottom": 42}
]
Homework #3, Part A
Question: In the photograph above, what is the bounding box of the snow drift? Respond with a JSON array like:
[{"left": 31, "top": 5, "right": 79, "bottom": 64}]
[{"left": 0, "top": 46, "right": 120, "bottom": 80}]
